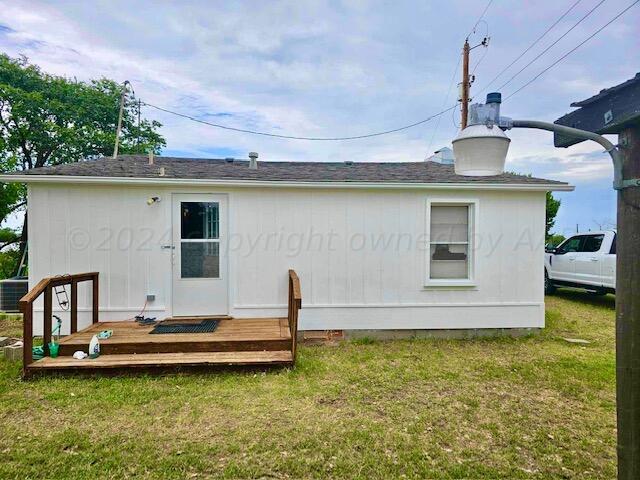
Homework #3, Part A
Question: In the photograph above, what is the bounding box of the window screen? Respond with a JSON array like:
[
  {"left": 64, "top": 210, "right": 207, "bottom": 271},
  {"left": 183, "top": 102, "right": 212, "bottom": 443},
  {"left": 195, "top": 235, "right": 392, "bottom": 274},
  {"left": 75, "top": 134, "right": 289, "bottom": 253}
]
[{"left": 429, "top": 205, "right": 470, "bottom": 280}]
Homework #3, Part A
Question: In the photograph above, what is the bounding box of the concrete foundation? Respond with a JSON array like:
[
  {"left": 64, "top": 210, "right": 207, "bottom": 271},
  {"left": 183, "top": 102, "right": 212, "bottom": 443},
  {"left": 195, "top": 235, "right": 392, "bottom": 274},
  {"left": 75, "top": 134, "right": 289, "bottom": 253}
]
[{"left": 299, "top": 327, "right": 541, "bottom": 342}]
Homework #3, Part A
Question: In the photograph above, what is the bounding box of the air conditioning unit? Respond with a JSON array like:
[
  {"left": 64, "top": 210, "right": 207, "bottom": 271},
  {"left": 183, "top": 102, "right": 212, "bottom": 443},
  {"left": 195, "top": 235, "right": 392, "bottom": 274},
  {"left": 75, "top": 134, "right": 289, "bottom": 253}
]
[{"left": 0, "top": 277, "right": 28, "bottom": 313}]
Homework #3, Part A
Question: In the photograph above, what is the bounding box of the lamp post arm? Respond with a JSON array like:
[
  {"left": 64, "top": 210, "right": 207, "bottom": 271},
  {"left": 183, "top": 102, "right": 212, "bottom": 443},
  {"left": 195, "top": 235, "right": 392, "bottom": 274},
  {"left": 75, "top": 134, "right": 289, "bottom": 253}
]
[{"left": 510, "top": 119, "right": 626, "bottom": 189}]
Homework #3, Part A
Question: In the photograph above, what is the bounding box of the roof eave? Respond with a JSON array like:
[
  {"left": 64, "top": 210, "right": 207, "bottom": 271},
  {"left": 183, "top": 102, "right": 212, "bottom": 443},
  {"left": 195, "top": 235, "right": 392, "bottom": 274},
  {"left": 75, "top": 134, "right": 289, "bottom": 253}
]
[{"left": 0, "top": 174, "right": 574, "bottom": 192}]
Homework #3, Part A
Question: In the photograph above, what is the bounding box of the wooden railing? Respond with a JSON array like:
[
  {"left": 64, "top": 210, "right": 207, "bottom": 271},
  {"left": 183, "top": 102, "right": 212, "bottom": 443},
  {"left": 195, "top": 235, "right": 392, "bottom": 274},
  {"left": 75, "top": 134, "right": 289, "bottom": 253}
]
[
  {"left": 287, "top": 269, "right": 302, "bottom": 361},
  {"left": 19, "top": 272, "right": 99, "bottom": 371}
]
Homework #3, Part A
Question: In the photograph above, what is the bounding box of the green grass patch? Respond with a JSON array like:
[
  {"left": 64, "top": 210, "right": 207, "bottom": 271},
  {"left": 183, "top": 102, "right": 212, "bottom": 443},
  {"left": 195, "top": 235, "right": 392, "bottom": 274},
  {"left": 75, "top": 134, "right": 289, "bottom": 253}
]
[
  {"left": 0, "top": 312, "right": 22, "bottom": 339},
  {"left": 0, "top": 291, "right": 616, "bottom": 478}
]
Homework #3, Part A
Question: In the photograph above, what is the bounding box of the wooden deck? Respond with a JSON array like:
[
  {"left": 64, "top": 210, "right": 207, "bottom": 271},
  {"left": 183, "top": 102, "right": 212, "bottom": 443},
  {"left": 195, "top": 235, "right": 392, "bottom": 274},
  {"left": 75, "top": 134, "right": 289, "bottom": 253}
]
[
  {"left": 26, "top": 318, "right": 294, "bottom": 374},
  {"left": 20, "top": 270, "right": 302, "bottom": 377},
  {"left": 32, "top": 351, "right": 294, "bottom": 370}
]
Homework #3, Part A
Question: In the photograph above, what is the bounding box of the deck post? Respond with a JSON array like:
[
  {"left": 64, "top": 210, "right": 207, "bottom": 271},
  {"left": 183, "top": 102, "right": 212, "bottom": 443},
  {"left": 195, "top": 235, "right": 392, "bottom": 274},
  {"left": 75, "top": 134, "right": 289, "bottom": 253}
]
[
  {"left": 21, "top": 301, "right": 33, "bottom": 374},
  {"left": 70, "top": 279, "right": 78, "bottom": 333},
  {"left": 92, "top": 273, "right": 99, "bottom": 324},
  {"left": 288, "top": 270, "right": 302, "bottom": 363},
  {"left": 43, "top": 285, "right": 53, "bottom": 356},
  {"left": 289, "top": 276, "right": 294, "bottom": 358}
]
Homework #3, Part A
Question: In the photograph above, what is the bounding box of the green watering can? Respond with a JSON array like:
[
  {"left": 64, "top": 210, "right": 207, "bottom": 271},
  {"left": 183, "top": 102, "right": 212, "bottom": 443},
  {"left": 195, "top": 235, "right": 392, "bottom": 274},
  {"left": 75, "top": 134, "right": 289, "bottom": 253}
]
[{"left": 32, "top": 315, "right": 62, "bottom": 359}]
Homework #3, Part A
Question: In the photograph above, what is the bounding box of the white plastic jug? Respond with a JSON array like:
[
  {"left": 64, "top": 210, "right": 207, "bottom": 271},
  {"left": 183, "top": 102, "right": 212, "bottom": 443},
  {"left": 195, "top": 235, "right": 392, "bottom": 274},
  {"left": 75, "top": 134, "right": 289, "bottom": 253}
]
[{"left": 89, "top": 334, "right": 100, "bottom": 359}]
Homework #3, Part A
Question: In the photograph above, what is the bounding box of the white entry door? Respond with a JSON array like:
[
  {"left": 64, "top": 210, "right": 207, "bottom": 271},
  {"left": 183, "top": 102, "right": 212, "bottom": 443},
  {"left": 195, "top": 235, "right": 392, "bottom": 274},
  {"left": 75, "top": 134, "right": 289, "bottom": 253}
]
[{"left": 172, "top": 194, "right": 228, "bottom": 316}]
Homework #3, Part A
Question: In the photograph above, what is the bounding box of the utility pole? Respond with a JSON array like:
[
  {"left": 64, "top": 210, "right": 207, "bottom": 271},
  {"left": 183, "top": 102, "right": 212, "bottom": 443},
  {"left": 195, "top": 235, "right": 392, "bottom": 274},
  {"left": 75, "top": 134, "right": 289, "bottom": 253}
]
[
  {"left": 461, "top": 40, "right": 471, "bottom": 129},
  {"left": 137, "top": 98, "right": 142, "bottom": 149},
  {"left": 459, "top": 37, "right": 488, "bottom": 129},
  {"left": 113, "top": 80, "right": 132, "bottom": 159},
  {"left": 616, "top": 124, "right": 640, "bottom": 480},
  {"left": 553, "top": 73, "right": 640, "bottom": 480}
]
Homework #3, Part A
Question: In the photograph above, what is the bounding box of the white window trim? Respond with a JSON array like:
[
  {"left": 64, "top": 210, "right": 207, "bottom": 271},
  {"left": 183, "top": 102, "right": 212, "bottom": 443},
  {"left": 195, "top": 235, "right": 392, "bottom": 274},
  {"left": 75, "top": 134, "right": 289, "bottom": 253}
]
[{"left": 425, "top": 198, "right": 479, "bottom": 287}]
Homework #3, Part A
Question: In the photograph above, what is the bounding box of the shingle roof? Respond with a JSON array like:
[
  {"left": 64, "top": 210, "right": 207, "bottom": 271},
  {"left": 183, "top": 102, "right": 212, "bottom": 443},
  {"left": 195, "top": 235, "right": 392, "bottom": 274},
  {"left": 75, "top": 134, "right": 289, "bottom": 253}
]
[
  {"left": 570, "top": 72, "right": 640, "bottom": 107},
  {"left": 16, "top": 155, "right": 567, "bottom": 186}
]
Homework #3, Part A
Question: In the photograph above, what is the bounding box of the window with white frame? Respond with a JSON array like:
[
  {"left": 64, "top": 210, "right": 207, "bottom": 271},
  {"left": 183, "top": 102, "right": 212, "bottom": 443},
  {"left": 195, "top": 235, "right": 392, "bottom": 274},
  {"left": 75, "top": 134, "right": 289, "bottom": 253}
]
[{"left": 427, "top": 201, "right": 475, "bottom": 283}]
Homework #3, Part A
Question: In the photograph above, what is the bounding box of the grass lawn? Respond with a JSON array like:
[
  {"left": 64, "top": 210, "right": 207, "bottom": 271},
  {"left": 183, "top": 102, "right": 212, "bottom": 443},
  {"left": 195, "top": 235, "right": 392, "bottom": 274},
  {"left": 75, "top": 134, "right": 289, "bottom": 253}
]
[{"left": 0, "top": 291, "right": 615, "bottom": 479}]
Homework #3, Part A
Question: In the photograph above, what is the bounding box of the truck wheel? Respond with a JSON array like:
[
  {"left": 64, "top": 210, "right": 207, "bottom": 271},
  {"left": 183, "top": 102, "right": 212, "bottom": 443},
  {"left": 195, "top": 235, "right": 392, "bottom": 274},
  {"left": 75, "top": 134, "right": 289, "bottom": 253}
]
[{"left": 544, "top": 270, "right": 556, "bottom": 295}]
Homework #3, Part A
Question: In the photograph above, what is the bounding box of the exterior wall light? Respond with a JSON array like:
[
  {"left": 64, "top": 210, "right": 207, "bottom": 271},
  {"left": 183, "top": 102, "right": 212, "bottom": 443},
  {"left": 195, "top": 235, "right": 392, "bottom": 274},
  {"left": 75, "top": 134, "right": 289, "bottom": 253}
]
[{"left": 147, "top": 196, "right": 161, "bottom": 205}]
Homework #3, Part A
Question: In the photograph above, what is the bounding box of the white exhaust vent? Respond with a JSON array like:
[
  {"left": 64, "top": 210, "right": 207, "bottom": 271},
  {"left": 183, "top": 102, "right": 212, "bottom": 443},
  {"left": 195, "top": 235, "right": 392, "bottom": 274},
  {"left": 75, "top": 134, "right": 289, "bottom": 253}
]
[{"left": 249, "top": 152, "right": 258, "bottom": 170}]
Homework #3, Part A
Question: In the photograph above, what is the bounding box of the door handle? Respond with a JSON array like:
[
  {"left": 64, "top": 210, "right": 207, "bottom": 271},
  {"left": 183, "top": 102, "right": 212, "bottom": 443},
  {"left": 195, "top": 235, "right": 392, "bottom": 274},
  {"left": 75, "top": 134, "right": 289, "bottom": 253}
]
[
  {"left": 161, "top": 245, "right": 175, "bottom": 250},
  {"left": 590, "top": 258, "right": 599, "bottom": 262}
]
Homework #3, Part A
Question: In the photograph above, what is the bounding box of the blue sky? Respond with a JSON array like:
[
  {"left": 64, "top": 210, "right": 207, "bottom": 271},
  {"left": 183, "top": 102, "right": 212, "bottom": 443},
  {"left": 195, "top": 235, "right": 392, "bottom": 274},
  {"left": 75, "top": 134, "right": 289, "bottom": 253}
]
[{"left": 1, "top": 0, "right": 637, "bottom": 234}]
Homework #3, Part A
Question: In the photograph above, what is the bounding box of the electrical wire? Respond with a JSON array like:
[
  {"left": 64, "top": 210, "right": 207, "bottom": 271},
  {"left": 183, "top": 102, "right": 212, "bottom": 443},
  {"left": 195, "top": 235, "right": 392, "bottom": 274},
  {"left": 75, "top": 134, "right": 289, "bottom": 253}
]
[
  {"left": 494, "top": 0, "right": 607, "bottom": 92},
  {"left": 143, "top": 101, "right": 457, "bottom": 141},
  {"left": 451, "top": 103, "right": 460, "bottom": 129},
  {"left": 126, "top": 299, "right": 148, "bottom": 321},
  {"left": 504, "top": 0, "right": 640, "bottom": 101},
  {"left": 425, "top": 55, "right": 462, "bottom": 157},
  {"left": 476, "top": 0, "right": 583, "bottom": 94},
  {"left": 471, "top": 44, "right": 490, "bottom": 76},
  {"left": 143, "top": 0, "right": 493, "bottom": 143},
  {"left": 137, "top": 0, "right": 635, "bottom": 143},
  {"left": 467, "top": 0, "right": 494, "bottom": 40},
  {"left": 426, "top": 0, "right": 492, "bottom": 156}
]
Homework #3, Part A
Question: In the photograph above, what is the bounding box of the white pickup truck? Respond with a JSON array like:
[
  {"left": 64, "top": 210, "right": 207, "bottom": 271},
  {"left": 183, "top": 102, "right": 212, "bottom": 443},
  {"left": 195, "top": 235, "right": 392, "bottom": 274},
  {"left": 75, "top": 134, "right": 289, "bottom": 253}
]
[{"left": 544, "top": 230, "right": 616, "bottom": 295}]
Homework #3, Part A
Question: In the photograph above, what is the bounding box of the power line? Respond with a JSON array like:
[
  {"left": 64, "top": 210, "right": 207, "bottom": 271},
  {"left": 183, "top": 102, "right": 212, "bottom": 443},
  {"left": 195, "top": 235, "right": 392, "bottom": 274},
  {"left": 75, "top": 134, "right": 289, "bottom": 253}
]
[
  {"left": 476, "top": 0, "right": 583, "bottom": 94},
  {"left": 471, "top": 44, "right": 490, "bottom": 75},
  {"left": 426, "top": 55, "right": 461, "bottom": 156},
  {"left": 494, "top": 0, "right": 607, "bottom": 92},
  {"left": 426, "top": 0, "right": 493, "bottom": 155},
  {"left": 467, "top": 0, "right": 494, "bottom": 39},
  {"left": 504, "top": 0, "right": 640, "bottom": 101},
  {"left": 146, "top": 2, "right": 493, "bottom": 144},
  {"left": 143, "top": 101, "right": 457, "bottom": 141},
  {"left": 138, "top": 0, "right": 636, "bottom": 142}
]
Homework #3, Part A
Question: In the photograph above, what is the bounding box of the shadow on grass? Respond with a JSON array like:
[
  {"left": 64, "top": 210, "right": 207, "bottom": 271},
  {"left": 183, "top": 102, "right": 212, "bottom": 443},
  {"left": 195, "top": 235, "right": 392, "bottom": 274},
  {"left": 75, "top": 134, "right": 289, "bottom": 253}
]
[{"left": 549, "top": 288, "right": 615, "bottom": 311}]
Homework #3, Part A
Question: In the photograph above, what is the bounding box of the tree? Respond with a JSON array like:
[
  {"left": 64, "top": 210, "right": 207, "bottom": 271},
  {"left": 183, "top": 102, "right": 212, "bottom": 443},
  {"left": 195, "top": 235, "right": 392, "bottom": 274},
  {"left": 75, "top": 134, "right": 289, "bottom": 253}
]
[
  {"left": 545, "top": 191, "right": 561, "bottom": 241},
  {"left": 547, "top": 233, "right": 566, "bottom": 247},
  {"left": 0, "top": 54, "right": 165, "bottom": 276},
  {"left": 506, "top": 171, "right": 562, "bottom": 242}
]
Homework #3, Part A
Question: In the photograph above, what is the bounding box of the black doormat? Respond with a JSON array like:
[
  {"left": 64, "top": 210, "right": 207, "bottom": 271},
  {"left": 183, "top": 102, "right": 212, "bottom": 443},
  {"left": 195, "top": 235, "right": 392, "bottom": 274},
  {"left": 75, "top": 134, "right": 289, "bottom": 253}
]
[{"left": 150, "top": 319, "right": 219, "bottom": 334}]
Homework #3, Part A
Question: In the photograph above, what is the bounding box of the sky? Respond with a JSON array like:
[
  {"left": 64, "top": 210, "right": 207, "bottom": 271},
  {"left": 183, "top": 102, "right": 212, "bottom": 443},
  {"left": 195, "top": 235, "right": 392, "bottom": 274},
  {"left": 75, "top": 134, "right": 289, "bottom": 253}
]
[{"left": 0, "top": 0, "right": 638, "bottom": 236}]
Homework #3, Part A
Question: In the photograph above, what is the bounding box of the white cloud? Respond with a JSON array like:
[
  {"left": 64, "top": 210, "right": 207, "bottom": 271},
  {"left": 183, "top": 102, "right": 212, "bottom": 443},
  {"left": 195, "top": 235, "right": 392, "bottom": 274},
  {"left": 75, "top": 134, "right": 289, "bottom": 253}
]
[{"left": 0, "top": 0, "right": 637, "bottom": 232}]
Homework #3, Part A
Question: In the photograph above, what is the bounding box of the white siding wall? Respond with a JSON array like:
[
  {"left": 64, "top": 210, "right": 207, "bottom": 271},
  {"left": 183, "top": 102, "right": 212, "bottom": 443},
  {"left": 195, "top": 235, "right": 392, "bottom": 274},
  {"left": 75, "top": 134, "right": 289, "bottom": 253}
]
[{"left": 27, "top": 183, "right": 546, "bottom": 334}]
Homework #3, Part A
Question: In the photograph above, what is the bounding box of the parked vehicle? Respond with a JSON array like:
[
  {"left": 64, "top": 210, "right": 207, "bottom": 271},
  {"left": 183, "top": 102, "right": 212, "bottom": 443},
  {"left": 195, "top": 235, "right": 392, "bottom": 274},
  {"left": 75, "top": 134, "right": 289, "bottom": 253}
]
[{"left": 544, "top": 230, "right": 616, "bottom": 295}]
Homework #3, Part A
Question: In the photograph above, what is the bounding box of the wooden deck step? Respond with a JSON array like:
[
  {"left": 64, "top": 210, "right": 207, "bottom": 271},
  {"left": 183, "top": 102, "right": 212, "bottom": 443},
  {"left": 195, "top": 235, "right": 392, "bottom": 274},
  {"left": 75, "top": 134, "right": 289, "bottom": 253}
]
[
  {"left": 57, "top": 319, "right": 292, "bottom": 355},
  {"left": 27, "top": 350, "right": 294, "bottom": 371}
]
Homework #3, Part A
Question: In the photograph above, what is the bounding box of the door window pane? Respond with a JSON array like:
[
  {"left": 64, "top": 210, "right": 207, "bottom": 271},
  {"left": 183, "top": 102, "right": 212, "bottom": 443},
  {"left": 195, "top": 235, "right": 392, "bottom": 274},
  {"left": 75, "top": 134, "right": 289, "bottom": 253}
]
[
  {"left": 181, "top": 202, "right": 219, "bottom": 239},
  {"left": 181, "top": 242, "right": 219, "bottom": 278}
]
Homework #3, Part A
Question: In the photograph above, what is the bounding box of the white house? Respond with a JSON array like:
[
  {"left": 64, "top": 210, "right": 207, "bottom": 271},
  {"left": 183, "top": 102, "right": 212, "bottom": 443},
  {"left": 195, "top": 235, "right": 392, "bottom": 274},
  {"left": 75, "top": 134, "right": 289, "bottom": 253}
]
[{"left": 1, "top": 154, "right": 572, "bottom": 336}]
